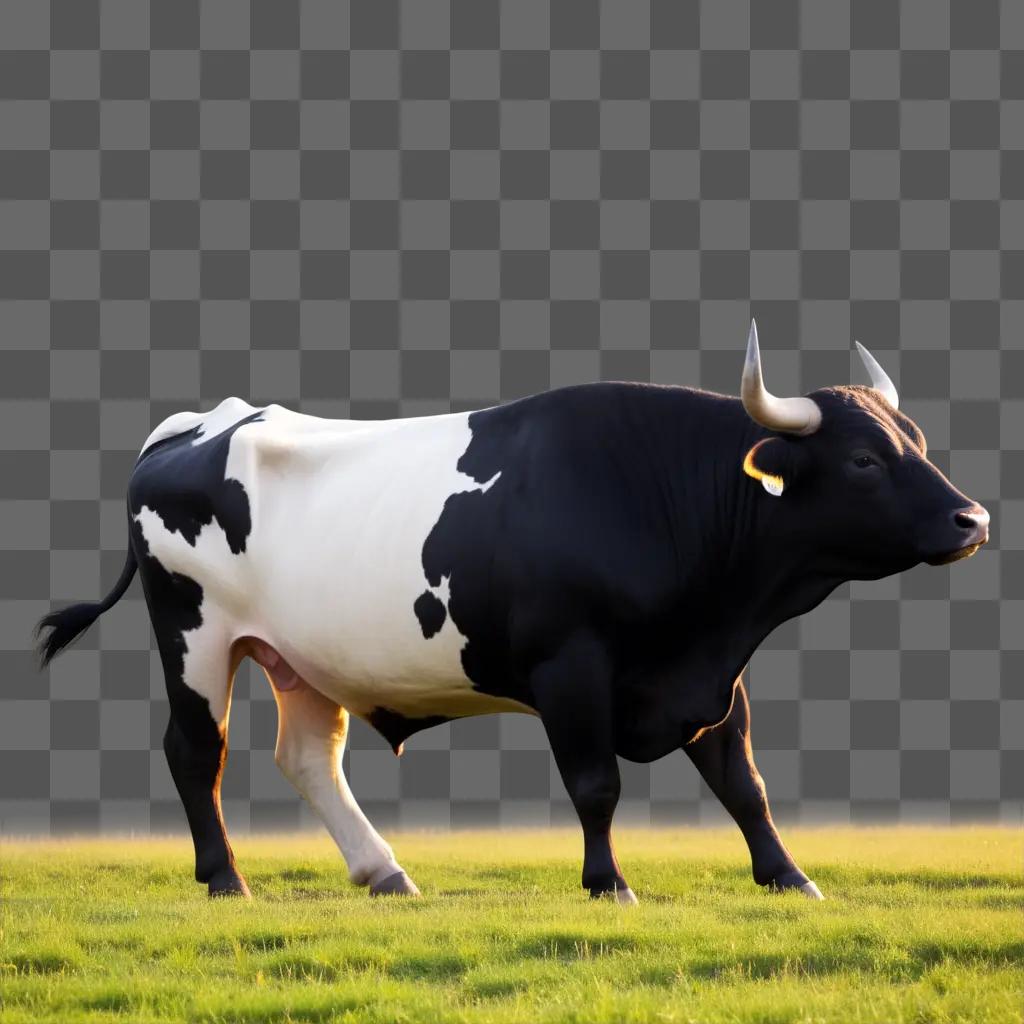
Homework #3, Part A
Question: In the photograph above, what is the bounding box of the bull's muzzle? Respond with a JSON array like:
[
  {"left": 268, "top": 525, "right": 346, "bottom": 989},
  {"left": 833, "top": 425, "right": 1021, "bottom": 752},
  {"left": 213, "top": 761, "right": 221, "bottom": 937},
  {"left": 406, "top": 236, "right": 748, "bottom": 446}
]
[{"left": 925, "top": 505, "right": 990, "bottom": 565}]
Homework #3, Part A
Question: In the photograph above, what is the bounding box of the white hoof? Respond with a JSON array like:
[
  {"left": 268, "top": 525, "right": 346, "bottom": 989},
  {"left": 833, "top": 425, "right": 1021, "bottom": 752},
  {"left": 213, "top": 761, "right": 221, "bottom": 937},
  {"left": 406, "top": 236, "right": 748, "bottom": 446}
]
[
  {"left": 800, "top": 880, "right": 824, "bottom": 900},
  {"left": 369, "top": 870, "right": 421, "bottom": 897},
  {"left": 616, "top": 886, "right": 639, "bottom": 905}
]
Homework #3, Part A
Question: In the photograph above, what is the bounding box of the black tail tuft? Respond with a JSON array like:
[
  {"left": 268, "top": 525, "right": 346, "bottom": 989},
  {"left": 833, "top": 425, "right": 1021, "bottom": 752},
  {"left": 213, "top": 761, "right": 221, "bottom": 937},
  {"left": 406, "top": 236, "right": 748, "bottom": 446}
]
[
  {"left": 36, "top": 601, "right": 109, "bottom": 667},
  {"left": 35, "top": 547, "right": 138, "bottom": 668}
]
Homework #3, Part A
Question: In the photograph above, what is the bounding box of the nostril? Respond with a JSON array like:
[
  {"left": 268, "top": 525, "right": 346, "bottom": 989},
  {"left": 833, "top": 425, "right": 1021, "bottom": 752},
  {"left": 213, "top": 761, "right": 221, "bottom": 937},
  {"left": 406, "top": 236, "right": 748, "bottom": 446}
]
[{"left": 955, "top": 507, "right": 990, "bottom": 531}]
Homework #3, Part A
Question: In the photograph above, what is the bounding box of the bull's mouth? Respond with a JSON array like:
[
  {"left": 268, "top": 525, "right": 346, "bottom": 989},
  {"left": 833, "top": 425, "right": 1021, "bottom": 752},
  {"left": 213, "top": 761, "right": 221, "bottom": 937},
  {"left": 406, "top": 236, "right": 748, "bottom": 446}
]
[{"left": 926, "top": 541, "right": 984, "bottom": 566}]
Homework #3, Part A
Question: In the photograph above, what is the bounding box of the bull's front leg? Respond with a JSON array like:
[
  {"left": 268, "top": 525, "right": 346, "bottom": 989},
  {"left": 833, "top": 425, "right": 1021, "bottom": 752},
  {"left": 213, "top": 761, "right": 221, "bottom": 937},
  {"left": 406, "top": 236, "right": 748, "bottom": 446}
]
[
  {"left": 684, "top": 677, "right": 823, "bottom": 899},
  {"left": 532, "top": 631, "right": 637, "bottom": 904}
]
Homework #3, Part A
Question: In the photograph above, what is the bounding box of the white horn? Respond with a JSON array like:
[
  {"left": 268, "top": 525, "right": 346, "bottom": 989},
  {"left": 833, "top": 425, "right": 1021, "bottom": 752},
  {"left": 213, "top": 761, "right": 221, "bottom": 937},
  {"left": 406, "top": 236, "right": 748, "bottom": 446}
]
[
  {"left": 741, "top": 320, "right": 822, "bottom": 436},
  {"left": 855, "top": 341, "right": 899, "bottom": 410}
]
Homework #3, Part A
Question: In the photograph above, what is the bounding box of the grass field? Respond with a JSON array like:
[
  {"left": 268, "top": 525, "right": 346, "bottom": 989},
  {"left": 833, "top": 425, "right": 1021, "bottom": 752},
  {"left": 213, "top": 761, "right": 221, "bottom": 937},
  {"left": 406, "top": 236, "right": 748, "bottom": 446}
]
[{"left": 1, "top": 827, "right": 1021, "bottom": 1023}]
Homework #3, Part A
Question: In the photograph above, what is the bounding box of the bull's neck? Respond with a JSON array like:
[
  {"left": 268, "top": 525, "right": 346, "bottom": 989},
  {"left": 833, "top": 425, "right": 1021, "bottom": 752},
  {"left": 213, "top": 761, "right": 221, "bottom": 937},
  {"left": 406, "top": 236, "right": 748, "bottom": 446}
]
[{"left": 654, "top": 392, "right": 842, "bottom": 657}]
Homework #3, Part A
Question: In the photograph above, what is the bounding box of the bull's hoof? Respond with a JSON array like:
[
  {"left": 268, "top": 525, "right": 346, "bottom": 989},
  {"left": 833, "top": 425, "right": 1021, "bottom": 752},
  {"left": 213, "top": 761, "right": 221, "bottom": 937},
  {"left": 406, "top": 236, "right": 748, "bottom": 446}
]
[
  {"left": 799, "top": 880, "right": 825, "bottom": 900},
  {"left": 762, "top": 870, "right": 820, "bottom": 898},
  {"left": 208, "top": 867, "right": 251, "bottom": 899},
  {"left": 590, "top": 885, "right": 638, "bottom": 905},
  {"left": 370, "top": 870, "right": 420, "bottom": 897}
]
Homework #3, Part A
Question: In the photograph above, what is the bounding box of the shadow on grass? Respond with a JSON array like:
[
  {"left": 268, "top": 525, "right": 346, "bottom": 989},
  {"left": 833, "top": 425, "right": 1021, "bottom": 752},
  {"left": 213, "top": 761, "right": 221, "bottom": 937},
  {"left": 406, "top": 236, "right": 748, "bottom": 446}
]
[
  {"left": 909, "top": 938, "right": 1024, "bottom": 971},
  {"left": 278, "top": 866, "right": 322, "bottom": 882},
  {"left": 976, "top": 891, "right": 1024, "bottom": 910},
  {"left": 263, "top": 947, "right": 471, "bottom": 984},
  {"left": 3, "top": 951, "right": 81, "bottom": 974},
  {"left": 864, "top": 869, "right": 1018, "bottom": 890},
  {"left": 389, "top": 952, "right": 468, "bottom": 981},
  {"left": 80, "top": 989, "right": 134, "bottom": 1013},
  {"left": 268, "top": 884, "right": 339, "bottom": 902},
  {"left": 512, "top": 932, "right": 643, "bottom": 961},
  {"left": 265, "top": 952, "right": 344, "bottom": 982},
  {"left": 198, "top": 930, "right": 320, "bottom": 956},
  {"left": 265, "top": 949, "right": 392, "bottom": 982},
  {"left": 216, "top": 998, "right": 355, "bottom": 1024},
  {"left": 721, "top": 903, "right": 806, "bottom": 923},
  {"left": 684, "top": 934, "right": 1024, "bottom": 984},
  {"left": 85, "top": 907, "right": 140, "bottom": 925}
]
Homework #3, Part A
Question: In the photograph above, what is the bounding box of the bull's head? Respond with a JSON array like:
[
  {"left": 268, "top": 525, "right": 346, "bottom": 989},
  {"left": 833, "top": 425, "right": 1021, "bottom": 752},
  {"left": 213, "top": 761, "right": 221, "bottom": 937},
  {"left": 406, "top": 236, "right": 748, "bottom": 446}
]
[{"left": 739, "top": 321, "right": 989, "bottom": 578}]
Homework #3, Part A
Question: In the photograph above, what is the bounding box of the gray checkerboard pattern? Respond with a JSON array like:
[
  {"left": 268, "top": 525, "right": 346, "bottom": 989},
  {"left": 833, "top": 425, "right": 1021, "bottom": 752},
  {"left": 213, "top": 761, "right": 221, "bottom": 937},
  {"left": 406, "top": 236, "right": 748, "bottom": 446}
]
[{"left": 1, "top": 0, "right": 1022, "bottom": 836}]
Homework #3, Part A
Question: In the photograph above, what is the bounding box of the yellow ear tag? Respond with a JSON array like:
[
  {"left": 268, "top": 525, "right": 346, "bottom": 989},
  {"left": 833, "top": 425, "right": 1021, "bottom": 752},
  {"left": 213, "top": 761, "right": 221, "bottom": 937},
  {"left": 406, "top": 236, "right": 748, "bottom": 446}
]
[{"left": 742, "top": 442, "right": 785, "bottom": 497}]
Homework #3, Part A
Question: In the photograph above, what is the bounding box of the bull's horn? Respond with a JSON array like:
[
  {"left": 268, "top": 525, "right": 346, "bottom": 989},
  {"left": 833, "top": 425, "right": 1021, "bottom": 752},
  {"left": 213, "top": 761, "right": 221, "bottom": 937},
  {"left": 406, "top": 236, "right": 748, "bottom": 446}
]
[
  {"left": 741, "top": 320, "right": 822, "bottom": 436},
  {"left": 855, "top": 341, "right": 899, "bottom": 410}
]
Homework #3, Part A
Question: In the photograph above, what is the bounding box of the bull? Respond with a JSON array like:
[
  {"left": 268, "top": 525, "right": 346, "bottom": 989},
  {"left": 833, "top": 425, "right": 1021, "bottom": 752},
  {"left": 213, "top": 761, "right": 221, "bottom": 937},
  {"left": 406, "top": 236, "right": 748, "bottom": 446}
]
[{"left": 36, "top": 323, "right": 989, "bottom": 902}]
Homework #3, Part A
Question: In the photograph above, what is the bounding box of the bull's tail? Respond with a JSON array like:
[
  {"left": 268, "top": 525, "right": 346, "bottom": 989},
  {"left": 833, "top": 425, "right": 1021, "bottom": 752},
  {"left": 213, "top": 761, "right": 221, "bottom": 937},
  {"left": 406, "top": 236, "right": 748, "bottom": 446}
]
[{"left": 35, "top": 546, "right": 138, "bottom": 667}]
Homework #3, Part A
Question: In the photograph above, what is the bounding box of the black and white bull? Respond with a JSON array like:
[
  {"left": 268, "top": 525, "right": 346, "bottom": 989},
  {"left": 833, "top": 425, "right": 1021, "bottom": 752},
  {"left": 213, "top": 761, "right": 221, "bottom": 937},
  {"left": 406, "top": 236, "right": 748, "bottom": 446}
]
[{"left": 36, "top": 324, "right": 989, "bottom": 903}]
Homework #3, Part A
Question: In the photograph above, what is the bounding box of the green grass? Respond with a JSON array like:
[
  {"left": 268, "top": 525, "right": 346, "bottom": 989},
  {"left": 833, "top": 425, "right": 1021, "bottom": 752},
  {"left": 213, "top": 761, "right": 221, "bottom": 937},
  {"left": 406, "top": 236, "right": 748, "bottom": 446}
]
[{"left": 1, "top": 827, "right": 1021, "bottom": 1023}]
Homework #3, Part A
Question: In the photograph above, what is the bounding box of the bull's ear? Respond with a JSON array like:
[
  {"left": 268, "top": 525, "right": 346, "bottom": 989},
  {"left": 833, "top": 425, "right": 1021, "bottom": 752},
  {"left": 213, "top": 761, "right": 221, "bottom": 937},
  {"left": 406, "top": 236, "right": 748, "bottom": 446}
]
[{"left": 742, "top": 437, "right": 792, "bottom": 497}]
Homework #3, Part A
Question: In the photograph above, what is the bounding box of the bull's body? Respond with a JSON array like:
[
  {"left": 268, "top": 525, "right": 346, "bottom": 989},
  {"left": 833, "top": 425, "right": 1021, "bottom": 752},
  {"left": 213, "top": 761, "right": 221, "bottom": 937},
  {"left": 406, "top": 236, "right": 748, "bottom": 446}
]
[
  {"left": 134, "top": 384, "right": 775, "bottom": 764},
  {"left": 35, "top": 333, "right": 988, "bottom": 903}
]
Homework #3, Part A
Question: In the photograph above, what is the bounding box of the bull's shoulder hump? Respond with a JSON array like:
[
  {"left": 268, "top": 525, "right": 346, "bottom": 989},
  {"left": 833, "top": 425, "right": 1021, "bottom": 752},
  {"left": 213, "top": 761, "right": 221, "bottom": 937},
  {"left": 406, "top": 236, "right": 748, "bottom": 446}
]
[
  {"left": 139, "top": 399, "right": 336, "bottom": 462},
  {"left": 139, "top": 410, "right": 207, "bottom": 455},
  {"left": 139, "top": 397, "right": 261, "bottom": 455}
]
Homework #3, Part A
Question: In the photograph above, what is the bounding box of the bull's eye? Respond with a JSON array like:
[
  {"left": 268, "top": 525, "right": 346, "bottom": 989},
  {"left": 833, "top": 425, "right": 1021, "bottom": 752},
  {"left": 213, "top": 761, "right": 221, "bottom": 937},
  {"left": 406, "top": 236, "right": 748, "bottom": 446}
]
[{"left": 852, "top": 453, "right": 877, "bottom": 470}]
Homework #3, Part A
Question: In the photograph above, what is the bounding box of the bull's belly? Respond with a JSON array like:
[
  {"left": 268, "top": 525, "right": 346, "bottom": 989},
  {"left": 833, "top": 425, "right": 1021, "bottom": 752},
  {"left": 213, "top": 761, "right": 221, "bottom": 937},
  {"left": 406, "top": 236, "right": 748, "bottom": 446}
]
[
  {"left": 311, "top": 670, "right": 531, "bottom": 724},
  {"left": 236, "top": 585, "right": 530, "bottom": 722}
]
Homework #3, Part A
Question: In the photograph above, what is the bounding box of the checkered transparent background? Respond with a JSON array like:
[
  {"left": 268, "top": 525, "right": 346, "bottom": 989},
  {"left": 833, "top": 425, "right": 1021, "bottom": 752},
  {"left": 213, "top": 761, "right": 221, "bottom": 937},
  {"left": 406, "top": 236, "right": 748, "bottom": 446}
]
[{"left": 1, "top": 0, "right": 1022, "bottom": 835}]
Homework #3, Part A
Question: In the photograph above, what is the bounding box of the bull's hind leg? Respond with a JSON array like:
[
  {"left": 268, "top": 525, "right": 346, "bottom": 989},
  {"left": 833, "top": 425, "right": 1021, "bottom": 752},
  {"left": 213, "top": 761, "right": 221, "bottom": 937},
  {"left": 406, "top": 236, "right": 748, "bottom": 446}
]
[
  {"left": 151, "top": 601, "right": 249, "bottom": 897},
  {"left": 684, "top": 677, "right": 822, "bottom": 899},
  {"left": 260, "top": 657, "right": 417, "bottom": 896}
]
